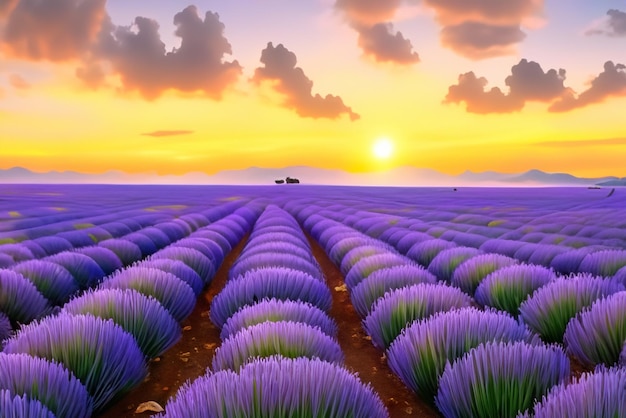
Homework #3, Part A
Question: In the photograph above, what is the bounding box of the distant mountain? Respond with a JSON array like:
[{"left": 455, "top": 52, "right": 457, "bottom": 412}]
[
  {"left": 0, "top": 166, "right": 621, "bottom": 187},
  {"left": 597, "top": 178, "right": 626, "bottom": 187}
]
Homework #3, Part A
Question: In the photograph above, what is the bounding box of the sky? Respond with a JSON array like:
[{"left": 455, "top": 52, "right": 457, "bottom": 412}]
[{"left": 0, "top": 0, "right": 625, "bottom": 182}]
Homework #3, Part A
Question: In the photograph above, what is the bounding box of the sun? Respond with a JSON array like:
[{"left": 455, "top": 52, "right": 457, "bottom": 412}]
[{"left": 372, "top": 137, "right": 394, "bottom": 160}]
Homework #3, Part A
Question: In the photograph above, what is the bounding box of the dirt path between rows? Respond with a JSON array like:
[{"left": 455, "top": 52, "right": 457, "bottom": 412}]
[{"left": 98, "top": 230, "right": 440, "bottom": 417}]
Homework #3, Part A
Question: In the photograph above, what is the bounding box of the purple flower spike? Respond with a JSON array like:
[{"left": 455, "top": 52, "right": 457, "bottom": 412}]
[
  {"left": 0, "top": 353, "right": 93, "bottom": 418},
  {"left": 519, "top": 274, "right": 624, "bottom": 344},
  {"left": 0, "top": 312, "right": 11, "bottom": 342},
  {"left": 387, "top": 308, "right": 537, "bottom": 400},
  {"left": 160, "top": 357, "right": 389, "bottom": 418},
  {"left": 3, "top": 313, "right": 148, "bottom": 412},
  {"left": 479, "top": 239, "right": 527, "bottom": 258},
  {"left": 63, "top": 288, "right": 181, "bottom": 358},
  {"left": 46, "top": 251, "right": 105, "bottom": 290},
  {"left": 0, "top": 270, "right": 50, "bottom": 326},
  {"left": 344, "top": 254, "right": 412, "bottom": 289},
  {"left": 0, "top": 244, "right": 34, "bottom": 263},
  {"left": 427, "top": 246, "right": 483, "bottom": 282},
  {"left": 474, "top": 264, "right": 555, "bottom": 316},
  {"left": 451, "top": 253, "right": 519, "bottom": 296},
  {"left": 150, "top": 246, "right": 215, "bottom": 284},
  {"left": 579, "top": 249, "right": 626, "bottom": 277},
  {"left": 240, "top": 241, "right": 313, "bottom": 263},
  {"left": 526, "top": 366, "right": 626, "bottom": 418},
  {"left": 0, "top": 253, "right": 14, "bottom": 268},
  {"left": 435, "top": 341, "right": 569, "bottom": 418},
  {"left": 11, "top": 260, "right": 79, "bottom": 305},
  {"left": 212, "top": 321, "right": 343, "bottom": 371},
  {"left": 137, "top": 227, "right": 172, "bottom": 248},
  {"left": 350, "top": 265, "right": 437, "bottom": 318},
  {"left": 31, "top": 236, "right": 73, "bottom": 256},
  {"left": 364, "top": 283, "right": 473, "bottom": 349},
  {"left": 229, "top": 252, "right": 323, "bottom": 282},
  {"left": 210, "top": 267, "right": 332, "bottom": 328},
  {"left": 396, "top": 231, "right": 432, "bottom": 254},
  {"left": 406, "top": 239, "right": 457, "bottom": 268},
  {"left": 564, "top": 292, "right": 626, "bottom": 368},
  {"left": 0, "top": 390, "right": 55, "bottom": 418},
  {"left": 220, "top": 298, "right": 337, "bottom": 340},
  {"left": 120, "top": 232, "right": 158, "bottom": 257},
  {"left": 138, "top": 258, "right": 204, "bottom": 297},
  {"left": 191, "top": 230, "right": 232, "bottom": 255},
  {"left": 99, "top": 267, "right": 196, "bottom": 322},
  {"left": 75, "top": 246, "right": 124, "bottom": 276},
  {"left": 340, "top": 245, "right": 390, "bottom": 276}
]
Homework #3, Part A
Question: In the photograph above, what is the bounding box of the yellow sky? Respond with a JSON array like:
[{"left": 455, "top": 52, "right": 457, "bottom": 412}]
[{"left": 1, "top": 1, "right": 625, "bottom": 181}]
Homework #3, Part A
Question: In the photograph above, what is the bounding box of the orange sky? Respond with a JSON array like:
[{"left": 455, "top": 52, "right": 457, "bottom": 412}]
[{"left": 1, "top": 0, "right": 625, "bottom": 181}]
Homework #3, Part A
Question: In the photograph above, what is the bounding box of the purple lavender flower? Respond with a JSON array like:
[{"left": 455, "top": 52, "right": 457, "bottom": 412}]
[
  {"left": 396, "top": 231, "right": 435, "bottom": 254},
  {"left": 387, "top": 308, "right": 538, "bottom": 401},
  {"left": 212, "top": 321, "right": 343, "bottom": 371},
  {"left": 364, "top": 283, "right": 473, "bottom": 349},
  {"left": 210, "top": 267, "right": 332, "bottom": 328},
  {"left": 474, "top": 264, "right": 556, "bottom": 316},
  {"left": 46, "top": 251, "right": 105, "bottom": 290},
  {"left": 63, "top": 288, "right": 181, "bottom": 358},
  {"left": 435, "top": 341, "right": 569, "bottom": 418},
  {"left": 150, "top": 246, "right": 215, "bottom": 284},
  {"left": 0, "top": 312, "right": 11, "bottom": 342},
  {"left": 525, "top": 366, "right": 626, "bottom": 418},
  {"left": 0, "top": 270, "right": 50, "bottom": 326},
  {"left": 75, "top": 246, "right": 124, "bottom": 275},
  {"left": 220, "top": 298, "right": 337, "bottom": 340},
  {"left": 0, "top": 244, "right": 35, "bottom": 263},
  {"left": 344, "top": 253, "right": 412, "bottom": 289},
  {"left": 99, "top": 267, "right": 196, "bottom": 322},
  {"left": 406, "top": 239, "right": 457, "bottom": 268},
  {"left": 579, "top": 249, "right": 626, "bottom": 277},
  {"left": 564, "top": 291, "right": 626, "bottom": 368},
  {"left": 191, "top": 229, "right": 233, "bottom": 255},
  {"left": 0, "top": 390, "right": 55, "bottom": 418},
  {"left": 3, "top": 313, "right": 148, "bottom": 412},
  {"left": 138, "top": 258, "right": 204, "bottom": 297},
  {"left": 229, "top": 252, "right": 323, "bottom": 282},
  {"left": 169, "top": 238, "right": 218, "bottom": 265},
  {"left": 519, "top": 274, "right": 624, "bottom": 343},
  {"left": 350, "top": 265, "right": 437, "bottom": 317},
  {"left": 153, "top": 221, "right": 189, "bottom": 242},
  {"left": 31, "top": 236, "right": 73, "bottom": 256},
  {"left": 451, "top": 253, "right": 519, "bottom": 296},
  {"left": 0, "top": 353, "right": 93, "bottom": 418},
  {"left": 11, "top": 260, "right": 78, "bottom": 305},
  {"left": 479, "top": 239, "right": 527, "bottom": 258},
  {"left": 239, "top": 241, "right": 314, "bottom": 263},
  {"left": 427, "top": 246, "right": 483, "bottom": 282},
  {"left": 136, "top": 227, "right": 172, "bottom": 248},
  {"left": 339, "top": 245, "right": 390, "bottom": 276},
  {"left": 160, "top": 356, "right": 389, "bottom": 418},
  {"left": 120, "top": 232, "right": 159, "bottom": 257}
]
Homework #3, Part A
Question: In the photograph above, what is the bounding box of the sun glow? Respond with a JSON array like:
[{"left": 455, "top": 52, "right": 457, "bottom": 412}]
[{"left": 372, "top": 137, "right": 394, "bottom": 160}]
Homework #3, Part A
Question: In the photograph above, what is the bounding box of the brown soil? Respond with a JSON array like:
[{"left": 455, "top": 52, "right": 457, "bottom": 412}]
[{"left": 97, "top": 233, "right": 440, "bottom": 418}]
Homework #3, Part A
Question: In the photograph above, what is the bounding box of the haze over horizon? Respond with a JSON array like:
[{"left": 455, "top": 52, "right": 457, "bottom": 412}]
[{"left": 1, "top": 1, "right": 625, "bottom": 183}]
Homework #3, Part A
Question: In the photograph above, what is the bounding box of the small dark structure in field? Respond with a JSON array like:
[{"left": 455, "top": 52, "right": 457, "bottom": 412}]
[
  {"left": 275, "top": 177, "right": 300, "bottom": 184},
  {"left": 607, "top": 188, "right": 615, "bottom": 197}
]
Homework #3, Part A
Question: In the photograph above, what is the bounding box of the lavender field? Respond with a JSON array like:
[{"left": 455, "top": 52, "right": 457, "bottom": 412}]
[{"left": 1, "top": 184, "right": 626, "bottom": 417}]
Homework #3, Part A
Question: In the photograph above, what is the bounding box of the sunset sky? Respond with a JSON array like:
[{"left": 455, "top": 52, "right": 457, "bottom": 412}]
[{"left": 1, "top": 0, "right": 625, "bottom": 181}]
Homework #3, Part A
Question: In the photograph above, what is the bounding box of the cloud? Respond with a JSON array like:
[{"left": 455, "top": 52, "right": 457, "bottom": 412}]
[
  {"left": 440, "top": 21, "right": 526, "bottom": 59},
  {"left": 550, "top": 61, "right": 626, "bottom": 112},
  {"left": 0, "top": 0, "right": 107, "bottom": 61},
  {"left": 444, "top": 71, "right": 524, "bottom": 113},
  {"left": 8, "top": 73, "right": 30, "bottom": 89},
  {"left": 586, "top": 9, "right": 626, "bottom": 37},
  {"left": 424, "top": 0, "right": 542, "bottom": 59},
  {"left": 356, "top": 22, "right": 420, "bottom": 64},
  {"left": 141, "top": 130, "right": 194, "bottom": 137},
  {"left": 252, "top": 42, "right": 359, "bottom": 121},
  {"left": 505, "top": 59, "right": 568, "bottom": 101},
  {"left": 535, "top": 137, "right": 626, "bottom": 147},
  {"left": 445, "top": 59, "right": 569, "bottom": 113},
  {"left": 78, "top": 5, "right": 242, "bottom": 100},
  {"left": 335, "top": 0, "right": 402, "bottom": 25},
  {"left": 334, "top": 0, "right": 419, "bottom": 66}
]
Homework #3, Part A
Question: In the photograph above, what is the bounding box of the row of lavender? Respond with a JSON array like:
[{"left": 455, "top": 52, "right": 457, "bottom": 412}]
[
  {"left": 286, "top": 198, "right": 626, "bottom": 417},
  {"left": 0, "top": 201, "right": 259, "bottom": 415},
  {"left": 0, "top": 199, "right": 248, "bottom": 341},
  {"left": 158, "top": 205, "right": 389, "bottom": 417}
]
